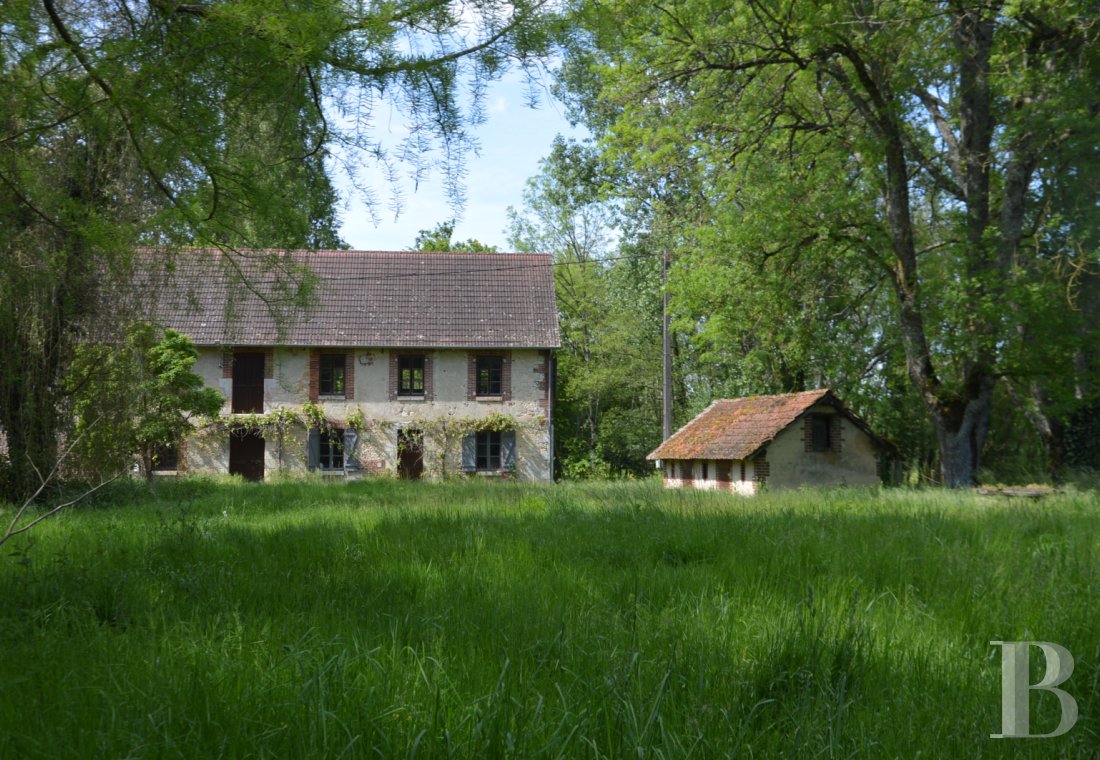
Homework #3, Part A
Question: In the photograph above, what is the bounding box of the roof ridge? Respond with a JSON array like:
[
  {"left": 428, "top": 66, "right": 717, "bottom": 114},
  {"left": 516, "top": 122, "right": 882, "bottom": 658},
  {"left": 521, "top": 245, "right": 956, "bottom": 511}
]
[{"left": 135, "top": 246, "right": 550, "bottom": 257}]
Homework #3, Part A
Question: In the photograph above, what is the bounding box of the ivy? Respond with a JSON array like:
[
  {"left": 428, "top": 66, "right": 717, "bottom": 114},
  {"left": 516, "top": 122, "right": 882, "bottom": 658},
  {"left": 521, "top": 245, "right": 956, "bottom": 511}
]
[
  {"left": 191, "top": 406, "right": 539, "bottom": 479},
  {"left": 346, "top": 405, "right": 366, "bottom": 433},
  {"left": 301, "top": 401, "right": 328, "bottom": 431}
]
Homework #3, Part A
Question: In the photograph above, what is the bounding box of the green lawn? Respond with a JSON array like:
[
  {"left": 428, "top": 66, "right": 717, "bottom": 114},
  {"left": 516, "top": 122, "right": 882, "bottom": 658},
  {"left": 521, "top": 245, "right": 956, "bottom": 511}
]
[{"left": 1, "top": 479, "right": 1098, "bottom": 758}]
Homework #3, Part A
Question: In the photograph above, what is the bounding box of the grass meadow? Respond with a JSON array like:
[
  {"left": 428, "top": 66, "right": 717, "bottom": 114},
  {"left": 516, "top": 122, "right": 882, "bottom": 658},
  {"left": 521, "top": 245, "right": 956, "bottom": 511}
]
[{"left": 1, "top": 478, "right": 1099, "bottom": 758}]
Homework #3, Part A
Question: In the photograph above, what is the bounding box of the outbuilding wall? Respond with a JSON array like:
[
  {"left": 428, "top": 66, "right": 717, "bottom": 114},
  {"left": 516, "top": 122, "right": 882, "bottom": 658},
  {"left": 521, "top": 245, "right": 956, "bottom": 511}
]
[
  {"left": 764, "top": 405, "right": 881, "bottom": 489},
  {"left": 662, "top": 459, "right": 757, "bottom": 495}
]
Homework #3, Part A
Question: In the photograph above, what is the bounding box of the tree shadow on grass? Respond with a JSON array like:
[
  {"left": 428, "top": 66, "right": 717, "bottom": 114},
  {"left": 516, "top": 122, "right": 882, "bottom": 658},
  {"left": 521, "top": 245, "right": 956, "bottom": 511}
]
[{"left": 4, "top": 484, "right": 1098, "bottom": 758}]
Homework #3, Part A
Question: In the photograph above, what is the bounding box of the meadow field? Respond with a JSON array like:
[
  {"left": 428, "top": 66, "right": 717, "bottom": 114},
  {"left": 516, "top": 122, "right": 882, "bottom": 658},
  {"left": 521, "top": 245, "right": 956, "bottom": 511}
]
[{"left": 1, "top": 478, "right": 1098, "bottom": 758}]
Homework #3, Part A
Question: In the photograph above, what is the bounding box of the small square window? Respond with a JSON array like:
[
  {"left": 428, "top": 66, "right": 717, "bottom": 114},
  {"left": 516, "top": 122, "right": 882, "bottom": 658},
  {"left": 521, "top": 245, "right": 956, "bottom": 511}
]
[
  {"left": 476, "top": 356, "right": 503, "bottom": 396},
  {"left": 319, "top": 429, "right": 344, "bottom": 470},
  {"left": 319, "top": 354, "right": 346, "bottom": 396},
  {"left": 398, "top": 355, "right": 425, "bottom": 395},
  {"left": 810, "top": 415, "right": 831, "bottom": 452},
  {"left": 476, "top": 430, "right": 502, "bottom": 471}
]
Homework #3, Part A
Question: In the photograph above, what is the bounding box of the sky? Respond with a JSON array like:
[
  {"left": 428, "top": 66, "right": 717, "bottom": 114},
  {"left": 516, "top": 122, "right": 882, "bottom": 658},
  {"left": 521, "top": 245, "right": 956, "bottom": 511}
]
[{"left": 335, "top": 71, "right": 585, "bottom": 252}]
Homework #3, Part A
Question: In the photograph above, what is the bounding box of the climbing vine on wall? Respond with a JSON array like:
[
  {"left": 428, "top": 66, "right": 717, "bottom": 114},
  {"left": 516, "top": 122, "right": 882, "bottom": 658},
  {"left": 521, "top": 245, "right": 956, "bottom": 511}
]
[{"left": 190, "top": 405, "right": 543, "bottom": 478}]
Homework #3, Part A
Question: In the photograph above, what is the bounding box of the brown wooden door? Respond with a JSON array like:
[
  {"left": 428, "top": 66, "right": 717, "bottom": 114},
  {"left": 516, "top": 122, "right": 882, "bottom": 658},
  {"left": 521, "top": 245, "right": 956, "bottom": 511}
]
[
  {"left": 230, "top": 430, "right": 265, "bottom": 481},
  {"left": 397, "top": 429, "right": 424, "bottom": 480},
  {"left": 232, "top": 352, "right": 264, "bottom": 413}
]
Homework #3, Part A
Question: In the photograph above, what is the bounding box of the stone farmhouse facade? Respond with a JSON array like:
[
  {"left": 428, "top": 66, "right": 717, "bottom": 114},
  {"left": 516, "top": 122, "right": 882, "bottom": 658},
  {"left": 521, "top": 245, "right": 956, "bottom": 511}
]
[
  {"left": 648, "top": 390, "right": 894, "bottom": 494},
  {"left": 149, "top": 249, "right": 560, "bottom": 482}
]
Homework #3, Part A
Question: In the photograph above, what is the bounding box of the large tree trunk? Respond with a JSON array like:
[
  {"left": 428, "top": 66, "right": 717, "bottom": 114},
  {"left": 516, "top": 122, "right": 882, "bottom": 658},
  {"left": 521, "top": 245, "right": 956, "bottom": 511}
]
[
  {"left": 932, "top": 383, "right": 994, "bottom": 487},
  {"left": 1, "top": 335, "right": 63, "bottom": 500}
]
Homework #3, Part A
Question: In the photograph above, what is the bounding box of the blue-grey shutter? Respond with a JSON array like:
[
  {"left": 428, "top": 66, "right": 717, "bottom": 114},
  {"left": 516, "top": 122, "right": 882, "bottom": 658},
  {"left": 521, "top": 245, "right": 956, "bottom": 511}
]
[
  {"left": 502, "top": 430, "right": 516, "bottom": 471},
  {"left": 461, "top": 432, "right": 477, "bottom": 472},
  {"left": 344, "top": 429, "right": 360, "bottom": 473},
  {"left": 307, "top": 429, "right": 320, "bottom": 471}
]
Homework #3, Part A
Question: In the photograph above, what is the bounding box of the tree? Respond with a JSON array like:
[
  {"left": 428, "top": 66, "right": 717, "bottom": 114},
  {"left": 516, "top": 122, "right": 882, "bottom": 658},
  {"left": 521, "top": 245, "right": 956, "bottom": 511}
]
[
  {"left": 563, "top": 0, "right": 1100, "bottom": 485},
  {"left": 510, "top": 138, "right": 667, "bottom": 476},
  {"left": 0, "top": 0, "right": 553, "bottom": 500},
  {"left": 411, "top": 220, "right": 499, "bottom": 252},
  {"left": 68, "top": 323, "right": 223, "bottom": 480}
]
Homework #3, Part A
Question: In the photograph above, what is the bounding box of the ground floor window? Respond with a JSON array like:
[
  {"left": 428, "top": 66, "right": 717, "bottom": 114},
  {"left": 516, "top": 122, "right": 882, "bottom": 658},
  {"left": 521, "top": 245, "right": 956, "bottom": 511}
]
[
  {"left": 476, "top": 430, "right": 502, "bottom": 471},
  {"left": 462, "top": 429, "right": 515, "bottom": 474},
  {"left": 319, "top": 429, "right": 344, "bottom": 470},
  {"left": 152, "top": 443, "right": 179, "bottom": 471}
]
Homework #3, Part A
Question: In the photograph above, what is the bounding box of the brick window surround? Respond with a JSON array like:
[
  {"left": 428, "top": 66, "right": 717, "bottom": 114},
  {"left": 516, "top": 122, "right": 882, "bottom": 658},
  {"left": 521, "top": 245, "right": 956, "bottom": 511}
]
[
  {"left": 467, "top": 351, "right": 512, "bottom": 400},
  {"left": 389, "top": 351, "right": 434, "bottom": 400},
  {"left": 715, "top": 461, "right": 731, "bottom": 485},
  {"left": 310, "top": 350, "right": 355, "bottom": 402},
  {"left": 753, "top": 455, "right": 770, "bottom": 486},
  {"left": 804, "top": 413, "right": 842, "bottom": 453},
  {"left": 222, "top": 349, "right": 273, "bottom": 379},
  {"left": 681, "top": 460, "right": 694, "bottom": 487}
]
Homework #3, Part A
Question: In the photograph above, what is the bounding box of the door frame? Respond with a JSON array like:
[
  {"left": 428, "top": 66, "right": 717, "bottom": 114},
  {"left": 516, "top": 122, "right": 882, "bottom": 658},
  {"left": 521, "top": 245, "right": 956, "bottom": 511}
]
[
  {"left": 397, "top": 428, "right": 424, "bottom": 480},
  {"left": 229, "top": 429, "right": 265, "bottom": 481}
]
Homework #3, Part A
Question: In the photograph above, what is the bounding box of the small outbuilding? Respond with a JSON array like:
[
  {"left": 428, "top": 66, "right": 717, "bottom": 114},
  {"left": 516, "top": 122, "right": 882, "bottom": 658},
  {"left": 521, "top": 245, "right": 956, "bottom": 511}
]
[{"left": 647, "top": 390, "right": 894, "bottom": 494}]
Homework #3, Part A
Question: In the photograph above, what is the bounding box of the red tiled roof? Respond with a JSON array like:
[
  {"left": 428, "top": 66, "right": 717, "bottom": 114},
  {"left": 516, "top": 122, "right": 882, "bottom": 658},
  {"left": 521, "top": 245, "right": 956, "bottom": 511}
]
[
  {"left": 140, "top": 248, "right": 560, "bottom": 348},
  {"left": 647, "top": 390, "right": 834, "bottom": 461}
]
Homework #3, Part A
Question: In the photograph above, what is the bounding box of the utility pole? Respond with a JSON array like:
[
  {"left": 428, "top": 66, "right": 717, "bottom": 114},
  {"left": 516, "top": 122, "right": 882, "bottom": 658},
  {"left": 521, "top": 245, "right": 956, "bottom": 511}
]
[{"left": 662, "top": 247, "right": 672, "bottom": 441}]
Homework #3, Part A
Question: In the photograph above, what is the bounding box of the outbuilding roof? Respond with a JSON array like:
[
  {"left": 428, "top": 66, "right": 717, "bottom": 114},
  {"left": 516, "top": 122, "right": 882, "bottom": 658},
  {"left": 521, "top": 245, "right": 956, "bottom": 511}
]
[
  {"left": 647, "top": 390, "right": 890, "bottom": 461},
  {"left": 141, "top": 248, "right": 561, "bottom": 349}
]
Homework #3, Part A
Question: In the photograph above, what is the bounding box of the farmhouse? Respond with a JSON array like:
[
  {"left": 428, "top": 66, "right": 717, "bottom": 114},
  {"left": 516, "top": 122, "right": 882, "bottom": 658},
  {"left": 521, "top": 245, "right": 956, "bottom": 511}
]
[
  {"left": 647, "top": 390, "right": 893, "bottom": 494},
  {"left": 147, "top": 248, "right": 560, "bottom": 481}
]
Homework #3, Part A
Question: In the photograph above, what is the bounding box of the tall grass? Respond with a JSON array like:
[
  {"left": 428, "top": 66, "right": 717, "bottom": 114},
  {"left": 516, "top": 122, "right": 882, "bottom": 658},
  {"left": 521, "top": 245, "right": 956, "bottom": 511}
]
[{"left": 1, "top": 479, "right": 1098, "bottom": 757}]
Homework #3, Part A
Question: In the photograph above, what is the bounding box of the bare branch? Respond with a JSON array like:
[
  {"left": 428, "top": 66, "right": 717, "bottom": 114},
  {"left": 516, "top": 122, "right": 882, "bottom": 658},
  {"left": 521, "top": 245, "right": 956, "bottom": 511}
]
[{"left": 1, "top": 474, "right": 122, "bottom": 547}]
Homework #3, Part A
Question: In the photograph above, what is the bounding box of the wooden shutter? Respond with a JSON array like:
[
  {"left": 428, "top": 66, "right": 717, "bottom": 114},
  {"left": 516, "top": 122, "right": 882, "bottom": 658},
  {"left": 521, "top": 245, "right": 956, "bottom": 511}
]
[
  {"left": 461, "top": 433, "right": 477, "bottom": 472},
  {"left": 344, "top": 429, "right": 360, "bottom": 473},
  {"left": 307, "top": 429, "right": 320, "bottom": 471},
  {"left": 502, "top": 430, "right": 517, "bottom": 471}
]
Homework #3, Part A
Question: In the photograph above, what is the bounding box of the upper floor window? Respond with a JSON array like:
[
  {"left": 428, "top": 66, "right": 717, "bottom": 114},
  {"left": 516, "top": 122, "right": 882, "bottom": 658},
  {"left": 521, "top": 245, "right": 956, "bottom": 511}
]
[
  {"left": 476, "top": 356, "right": 503, "bottom": 396},
  {"left": 319, "top": 354, "right": 346, "bottom": 396},
  {"left": 399, "top": 355, "right": 425, "bottom": 395}
]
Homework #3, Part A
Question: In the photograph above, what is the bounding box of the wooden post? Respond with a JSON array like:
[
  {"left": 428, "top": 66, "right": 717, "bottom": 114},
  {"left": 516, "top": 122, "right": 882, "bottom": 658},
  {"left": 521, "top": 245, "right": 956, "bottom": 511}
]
[{"left": 662, "top": 247, "right": 673, "bottom": 441}]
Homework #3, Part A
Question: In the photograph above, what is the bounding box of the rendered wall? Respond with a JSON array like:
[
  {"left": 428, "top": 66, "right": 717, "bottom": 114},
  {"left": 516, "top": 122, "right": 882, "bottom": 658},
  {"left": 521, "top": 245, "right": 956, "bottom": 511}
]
[
  {"left": 764, "top": 405, "right": 881, "bottom": 489},
  {"left": 185, "top": 347, "right": 552, "bottom": 481}
]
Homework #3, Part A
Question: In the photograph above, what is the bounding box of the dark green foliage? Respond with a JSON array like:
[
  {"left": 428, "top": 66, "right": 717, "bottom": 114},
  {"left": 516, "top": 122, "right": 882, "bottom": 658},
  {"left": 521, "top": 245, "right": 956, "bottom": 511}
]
[
  {"left": 66, "top": 323, "right": 223, "bottom": 480},
  {"left": 411, "top": 220, "right": 499, "bottom": 252},
  {"left": 553, "top": 0, "right": 1100, "bottom": 485},
  {"left": 510, "top": 140, "right": 666, "bottom": 477},
  {"left": 0, "top": 0, "right": 554, "bottom": 500}
]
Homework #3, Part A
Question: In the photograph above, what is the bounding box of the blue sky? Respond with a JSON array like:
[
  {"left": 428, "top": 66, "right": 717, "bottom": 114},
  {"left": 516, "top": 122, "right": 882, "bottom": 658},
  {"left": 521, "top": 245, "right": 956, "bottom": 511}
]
[{"left": 336, "top": 72, "right": 584, "bottom": 252}]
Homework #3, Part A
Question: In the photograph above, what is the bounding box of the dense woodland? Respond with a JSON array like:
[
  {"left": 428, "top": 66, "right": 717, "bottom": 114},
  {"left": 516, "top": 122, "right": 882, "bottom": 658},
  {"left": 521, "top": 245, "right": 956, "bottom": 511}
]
[{"left": 2, "top": 0, "right": 1099, "bottom": 501}]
